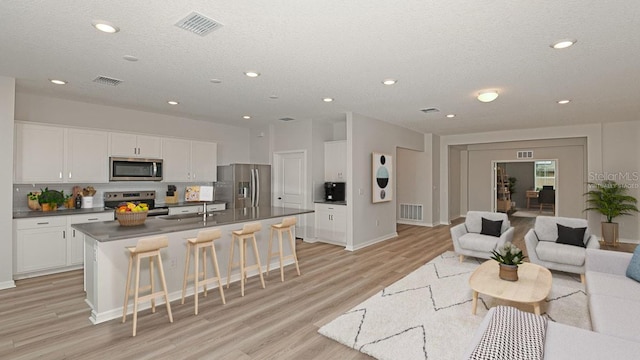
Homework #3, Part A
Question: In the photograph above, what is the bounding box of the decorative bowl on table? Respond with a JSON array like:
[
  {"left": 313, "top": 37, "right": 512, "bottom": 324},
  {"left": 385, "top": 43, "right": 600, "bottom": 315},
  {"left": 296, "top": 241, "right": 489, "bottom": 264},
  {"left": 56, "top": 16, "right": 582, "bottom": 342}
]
[{"left": 116, "top": 210, "right": 148, "bottom": 226}]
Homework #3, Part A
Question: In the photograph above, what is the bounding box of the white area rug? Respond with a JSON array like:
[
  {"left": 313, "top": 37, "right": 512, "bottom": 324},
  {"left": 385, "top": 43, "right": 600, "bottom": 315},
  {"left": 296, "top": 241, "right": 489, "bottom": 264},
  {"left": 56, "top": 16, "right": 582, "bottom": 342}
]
[{"left": 318, "top": 251, "right": 590, "bottom": 360}]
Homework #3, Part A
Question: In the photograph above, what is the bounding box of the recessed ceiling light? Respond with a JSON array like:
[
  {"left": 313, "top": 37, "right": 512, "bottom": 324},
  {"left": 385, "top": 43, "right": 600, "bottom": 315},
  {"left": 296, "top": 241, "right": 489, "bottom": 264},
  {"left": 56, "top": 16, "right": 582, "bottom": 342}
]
[
  {"left": 167, "top": 101, "right": 179, "bottom": 105},
  {"left": 269, "top": 95, "right": 279, "bottom": 99},
  {"left": 242, "top": 115, "right": 251, "bottom": 119},
  {"left": 477, "top": 90, "right": 499, "bottom": 103},
  {"left": 244, "top": 71, "right": 260, "bottom": 78},
  {"left": 123, "top": 55, "right": 138, "bottom": 62},
  {"left": 322, "top": 97, "right": 334, "bottom": 102},
  {"left": 210, "top": 78, "right": 222, "bottom": 84},
  {"left": 551, "top": 39, "right": 577, "bottom": 49},
  {"left": 49, "top": 79, "right": 67, "bottom": 85},
  {"left": 92, "top": 20, "right": 120, "bottom": 34},
  {"left": 382, "top": 79, "right": 397, "bottom": 85},
  {"left": 446, "top": 114, "right": 456, "bottom": 118},
  {"left": 557, "top": 99, "right": 571, "bottom": 104}
]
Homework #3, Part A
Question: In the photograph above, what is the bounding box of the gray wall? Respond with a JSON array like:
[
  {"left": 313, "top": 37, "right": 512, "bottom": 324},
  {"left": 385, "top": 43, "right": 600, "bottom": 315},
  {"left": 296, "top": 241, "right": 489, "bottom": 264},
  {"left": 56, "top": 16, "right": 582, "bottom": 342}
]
[{"left": 502, "top": 162, "right": 535, "bottom": 210}]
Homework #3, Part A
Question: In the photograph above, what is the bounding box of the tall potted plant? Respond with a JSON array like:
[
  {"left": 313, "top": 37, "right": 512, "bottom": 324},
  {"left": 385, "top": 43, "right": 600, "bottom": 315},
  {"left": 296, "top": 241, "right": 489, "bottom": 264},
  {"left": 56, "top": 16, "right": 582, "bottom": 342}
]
[{"left": 585, "top": 180, "right": 639, "bottom": 245}]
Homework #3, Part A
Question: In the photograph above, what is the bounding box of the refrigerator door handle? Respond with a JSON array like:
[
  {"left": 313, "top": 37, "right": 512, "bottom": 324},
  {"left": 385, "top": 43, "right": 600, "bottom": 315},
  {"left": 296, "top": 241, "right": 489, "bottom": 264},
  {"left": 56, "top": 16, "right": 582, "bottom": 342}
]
[
  {"left": 250, "top": 168, "right": 256, "bottom": 207},
  {"left": 255, "top": 168, "right": 260, "bottom": 207}
]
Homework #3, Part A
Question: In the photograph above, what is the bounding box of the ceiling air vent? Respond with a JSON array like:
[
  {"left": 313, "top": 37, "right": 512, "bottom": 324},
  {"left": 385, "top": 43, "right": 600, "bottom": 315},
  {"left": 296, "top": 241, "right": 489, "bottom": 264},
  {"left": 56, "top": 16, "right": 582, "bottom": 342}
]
[
  {"left": 93, "top": 76, "right": 123, "bottom": 86},
  {"left": 420, "top": 108, "right": 440, "bottom": 114},
  {"left": 175, "top": 11, "right": 223, "bottom": 36},
  {"left": 279, "top": 117, "right": 295, "bottom": 122},
  {"left": 517, "top": 150, "right": 534, "bottom": 159}
]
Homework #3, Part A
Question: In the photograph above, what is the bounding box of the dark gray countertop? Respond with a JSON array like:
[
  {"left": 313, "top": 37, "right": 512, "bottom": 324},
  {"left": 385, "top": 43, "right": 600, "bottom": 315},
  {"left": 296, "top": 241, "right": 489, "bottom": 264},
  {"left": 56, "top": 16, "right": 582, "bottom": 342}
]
[
  {"left": 72, "top": 206, "right": 314, "bottom": 242},
  {"left": 313, "top": 200, "right": 347, "bottom": 206},
  {"left": 13, "top": 207, "right": 114, "bottom": 219}
]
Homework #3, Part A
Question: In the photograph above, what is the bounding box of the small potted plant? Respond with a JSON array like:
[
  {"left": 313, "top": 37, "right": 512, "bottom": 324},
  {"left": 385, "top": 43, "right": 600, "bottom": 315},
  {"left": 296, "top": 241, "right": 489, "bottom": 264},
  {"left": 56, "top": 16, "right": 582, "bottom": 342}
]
[
  {"left": 585, "top": 180, "right": 639, "bottom": 246},
  {"left": 37, "top": 187, "right": 65, "bottom": 211},
  {"left": 491, "top": 241, "right": 525, "bottom": 281},
  {"left": 27, "top": 191, "right": 41, "bottom": 211},
  {"left": 63, "top": 194, "right": 74, "bottom": 209}
]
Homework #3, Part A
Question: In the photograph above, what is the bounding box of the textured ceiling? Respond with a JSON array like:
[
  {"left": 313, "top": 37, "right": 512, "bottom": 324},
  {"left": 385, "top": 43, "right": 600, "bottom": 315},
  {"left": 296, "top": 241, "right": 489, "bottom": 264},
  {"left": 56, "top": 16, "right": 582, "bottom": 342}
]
[{"left": 1, "top": 1, "right": 639, "bottom": 135}]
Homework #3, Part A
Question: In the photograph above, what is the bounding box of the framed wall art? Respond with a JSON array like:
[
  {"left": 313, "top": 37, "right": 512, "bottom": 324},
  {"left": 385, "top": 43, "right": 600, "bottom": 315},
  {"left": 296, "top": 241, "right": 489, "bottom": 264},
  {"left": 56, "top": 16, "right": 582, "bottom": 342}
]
[{"left": 372, "top": 152, "right": 392, "bottom": 203}]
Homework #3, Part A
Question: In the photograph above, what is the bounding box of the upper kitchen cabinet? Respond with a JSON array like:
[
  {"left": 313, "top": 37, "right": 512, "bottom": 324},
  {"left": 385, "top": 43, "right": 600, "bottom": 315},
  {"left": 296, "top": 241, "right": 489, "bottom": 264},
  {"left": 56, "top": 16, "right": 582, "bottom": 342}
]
[
  {"left": 161, "top": 138, "right": 217, "bottom": 182},
  {"left": 109, "top": 133, "right": 161, "bottom": 158},
  {"left": 66, "top": 129, "right": 109, "bottom": 183},
  {"left": 324, "top": 140, "right": 346, "bottom": 182},
  {"left": 14, "top": 123, "right": 65, "bottom": 183}
]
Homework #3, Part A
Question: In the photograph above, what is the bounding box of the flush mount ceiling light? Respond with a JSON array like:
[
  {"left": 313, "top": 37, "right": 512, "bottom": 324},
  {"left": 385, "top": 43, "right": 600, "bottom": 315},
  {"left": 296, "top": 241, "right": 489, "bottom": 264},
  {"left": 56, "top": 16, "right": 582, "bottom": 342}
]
[
  {"left": 557, "top": 99, "right": 571, "bottom": 104},
  {"left": 167, "top": 100, "right": 179, "bottom": 105},
  {"left": 244, "top": 71, "right": 260, "bottom": 78},
  {"left": 322, "top": 97, "right": 334, "bottom": 102},
  {"left": 92, "top": 20, "right": 120, "bottom": 34},
  {"left": 446, "top": 114, "right": 456, "bottom": 118},
  {"left": 123, "top": 55, "right": 138, "bottom": 62},
  {"left": 382, "top": 79, "right": 397, "bottom": 85},
  {"left": 49, "top": 79, "right": 67, "bottom": 85},
  {"left": 477, "top": 90, "right": 499, "bottom": 103},
  {"left": 269, "top": 95, "right": 279, "bottom": 99},
  {"left": 242, "top": 115, "right": 251, "bottom": 119},
  {"left": 551, "top": 39, "right": 577, "bottom": 49},
  {"left": 210, "top": 78, "right": 222, "bottom": 84}
]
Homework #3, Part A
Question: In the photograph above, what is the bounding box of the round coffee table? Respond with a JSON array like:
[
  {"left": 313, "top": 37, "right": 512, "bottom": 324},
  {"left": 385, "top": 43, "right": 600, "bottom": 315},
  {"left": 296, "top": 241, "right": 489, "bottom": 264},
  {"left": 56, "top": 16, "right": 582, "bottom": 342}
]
[{"left": 469, "top": 260, "right": 552, "bottom": 315}]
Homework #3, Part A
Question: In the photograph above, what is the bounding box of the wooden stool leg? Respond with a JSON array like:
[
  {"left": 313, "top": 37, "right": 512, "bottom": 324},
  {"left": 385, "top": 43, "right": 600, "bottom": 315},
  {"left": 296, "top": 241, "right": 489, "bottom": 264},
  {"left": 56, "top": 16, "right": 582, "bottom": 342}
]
[
  {"left": 239, "top": 237, "right": 245, "bottom": 296},
  {"left": 278, "top": 229, "right": 285, "bottom": 282},
  {"left": 209, "top": 244, "right": 226, "bottom": 304},
  {"left": 149, "top": 257, "right": 156, "bottom": 313},
  {"left": 194, "top": 243, "right": 200, "bottom": 315},
  {"left": 227, "top": 236, "right": 235, "bottom": 289},
  {"left": 156, "top": 252, "right": 173, "bottom": 323},
  {"left": 252, "top": 235, "right": 266, "bottom": 289},
  {"left": 267, "top": 227, "right": 274, "bottom": 276},
  {"left": 181, "top": 243, "right": 191, "bottom": 305},
  {"left": 122, "top": 255, "right": 133, "bottom": 323},
  {"left": 202, "top": 246, "right": 208, "bottom": 297},
  {"left": 288, "top": 227, "right": 300, "bottom": 276},
  {"left": 132, "top": 255, "right": 141, "bottom": 337}
]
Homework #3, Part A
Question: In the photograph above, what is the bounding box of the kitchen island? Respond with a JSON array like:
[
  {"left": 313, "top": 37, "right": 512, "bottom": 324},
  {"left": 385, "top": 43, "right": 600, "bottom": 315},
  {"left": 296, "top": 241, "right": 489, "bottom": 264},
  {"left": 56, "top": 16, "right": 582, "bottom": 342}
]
[{"left": 73, "top": 206, "right": 313, "bottom": 324}]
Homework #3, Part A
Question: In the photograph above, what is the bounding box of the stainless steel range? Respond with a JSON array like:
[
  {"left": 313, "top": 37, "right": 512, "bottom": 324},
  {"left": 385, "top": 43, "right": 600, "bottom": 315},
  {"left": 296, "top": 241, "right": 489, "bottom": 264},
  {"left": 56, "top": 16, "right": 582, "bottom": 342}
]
[{"left": 103, "top": 190, "right": 169, "bottom": 216}]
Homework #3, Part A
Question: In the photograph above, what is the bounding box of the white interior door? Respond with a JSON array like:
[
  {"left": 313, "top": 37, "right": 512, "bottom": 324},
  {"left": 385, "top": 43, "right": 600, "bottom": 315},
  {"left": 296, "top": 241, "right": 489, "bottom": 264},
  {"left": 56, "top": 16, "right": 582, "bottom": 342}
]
[{"left": 273, "top": 151, "right": 306, "bottom": 237}]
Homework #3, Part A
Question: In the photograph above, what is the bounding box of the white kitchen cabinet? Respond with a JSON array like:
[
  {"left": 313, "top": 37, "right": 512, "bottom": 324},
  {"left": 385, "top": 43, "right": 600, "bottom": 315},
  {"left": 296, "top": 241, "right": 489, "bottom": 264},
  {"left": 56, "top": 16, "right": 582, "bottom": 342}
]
[
  {"left": 66, "top": 128, "right": 109, "bottom": 183},
  {"left": 162, "top": 138, "right": 217, "bottom": 182},
  {"left": 14, "top": 123, "right": 65, "bottom": 183},
  {"left": 110, "top": 133, "right": 162, "bottom": 158},
  {"left": 14, "top": 217, "right": 67, "bottom": 276},
  {"left": 314, "top": 203, "right": 346, "bottom": 245},
  {"left": 67, "top": 212, "right": 114, "bottom": 266},
  {"left": 324, "top": 140, "right": 346, "bottom": 182}
]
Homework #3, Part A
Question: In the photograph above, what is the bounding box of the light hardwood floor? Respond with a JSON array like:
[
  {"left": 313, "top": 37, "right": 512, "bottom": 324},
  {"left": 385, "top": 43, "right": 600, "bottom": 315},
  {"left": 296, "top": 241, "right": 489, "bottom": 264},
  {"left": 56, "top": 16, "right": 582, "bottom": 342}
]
[{"left": 0, "top": 216, "right": 559, "bottom": 360}]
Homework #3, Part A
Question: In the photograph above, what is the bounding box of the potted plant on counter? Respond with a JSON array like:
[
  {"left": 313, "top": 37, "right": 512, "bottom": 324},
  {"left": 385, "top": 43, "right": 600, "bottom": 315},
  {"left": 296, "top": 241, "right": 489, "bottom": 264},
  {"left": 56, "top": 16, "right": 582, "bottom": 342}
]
[
  {"left": 27, "top": 191, "right": 41, "bottom": 211},
  {"left": 585, "top": 180, "right": 639, "bottom": 246},
  {"left": 37, "top": 188, "right": 65, "bottom": 211}
]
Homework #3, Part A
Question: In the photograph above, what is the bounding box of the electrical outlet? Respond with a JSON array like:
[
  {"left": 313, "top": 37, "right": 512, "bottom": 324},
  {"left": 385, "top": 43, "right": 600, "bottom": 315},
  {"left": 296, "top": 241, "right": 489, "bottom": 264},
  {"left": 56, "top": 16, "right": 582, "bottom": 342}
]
[
  {"left": 376, "top": 220, "right": 380, "bottom": 226},
  {"left": 170, "top": 257, "right": 177, "bottom": 268},
  {"left": 359, "top": 188, "right": 363, "bottom": 195}
]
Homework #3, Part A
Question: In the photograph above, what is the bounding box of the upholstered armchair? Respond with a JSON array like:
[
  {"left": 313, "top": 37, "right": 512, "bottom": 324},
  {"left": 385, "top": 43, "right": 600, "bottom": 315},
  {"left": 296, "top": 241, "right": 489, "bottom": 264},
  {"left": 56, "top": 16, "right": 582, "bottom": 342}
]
[
  {"left": 524, "top": 216, "right": 600, "bottom": 282},
  {"left": 450, "top": 211, "right": 514, "bottom": 262}
]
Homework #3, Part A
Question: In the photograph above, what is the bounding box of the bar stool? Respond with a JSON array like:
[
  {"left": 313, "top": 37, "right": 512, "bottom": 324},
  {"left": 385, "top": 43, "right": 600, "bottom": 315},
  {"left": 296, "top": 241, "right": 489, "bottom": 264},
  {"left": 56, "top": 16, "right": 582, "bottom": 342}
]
[
  {"left": 181, "top": 229, "right": 226, "bottom": 315},
  {"left": 121, "top": 235, "right": 173, "bottom": 337},
  {"left": 227, "top": 222, "right": 265, "bottom": 296},
  {"left": 267, "top": 217, "right": 301, "bottom": 282}
]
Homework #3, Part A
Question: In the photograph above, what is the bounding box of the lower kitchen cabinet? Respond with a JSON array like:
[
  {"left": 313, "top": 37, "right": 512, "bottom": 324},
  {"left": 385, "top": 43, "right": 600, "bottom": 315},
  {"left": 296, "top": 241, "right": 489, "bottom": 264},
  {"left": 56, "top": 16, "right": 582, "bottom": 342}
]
[
  {"left": 13, "top": 212, "right": 114, "bottom": 279},
  {"left": 314, "top": 203, "right": 346, "bottom": 246}
]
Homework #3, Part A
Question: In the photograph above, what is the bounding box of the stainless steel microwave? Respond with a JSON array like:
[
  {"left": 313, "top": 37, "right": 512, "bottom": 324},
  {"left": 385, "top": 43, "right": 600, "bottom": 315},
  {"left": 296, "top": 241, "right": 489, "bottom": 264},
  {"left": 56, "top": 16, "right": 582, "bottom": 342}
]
[{"left": 109, "top": 157, "right": 163, "bottom": 181}]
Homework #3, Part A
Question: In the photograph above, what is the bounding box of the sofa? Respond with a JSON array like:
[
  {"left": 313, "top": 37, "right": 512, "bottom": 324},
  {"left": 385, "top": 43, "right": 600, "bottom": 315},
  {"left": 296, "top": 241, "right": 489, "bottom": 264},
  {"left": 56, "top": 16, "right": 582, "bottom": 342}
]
[
  {"left": 524, "top": 216, "right": 599, "bottom": 282},
  {"left": 465, "top": 247, "right": 640, "bottom": 359},
  {"left": 450, "top": 211, "right": 514, "bottom": 262}
]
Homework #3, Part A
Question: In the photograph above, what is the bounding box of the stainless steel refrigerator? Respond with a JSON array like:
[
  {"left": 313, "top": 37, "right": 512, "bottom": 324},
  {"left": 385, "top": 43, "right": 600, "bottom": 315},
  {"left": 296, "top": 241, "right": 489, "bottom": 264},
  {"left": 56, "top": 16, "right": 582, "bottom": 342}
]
[{"left": 215, "top": 164, "right": 271, "bottom": 209}]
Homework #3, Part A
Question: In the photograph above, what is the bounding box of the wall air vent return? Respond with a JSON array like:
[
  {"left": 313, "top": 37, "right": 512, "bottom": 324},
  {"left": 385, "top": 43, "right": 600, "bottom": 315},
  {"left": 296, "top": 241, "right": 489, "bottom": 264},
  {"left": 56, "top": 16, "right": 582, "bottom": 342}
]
[
  {"left": 400, "top": 203, "right": 423, "bottom": 221},
  {"left": 279, "top": 117, "right": 295, "bottom": 121},
  {"left": 517, "top": 150, "right": 534, "bottom": 159},
  {"left": 93, "top": 76, "right": 123, "bottom": 86},
  {"left": 420, "top": 108, "right": 440, "bottom": 114},
  {"left": 175, "top": 11, "right": 223, "bottom": 36}
]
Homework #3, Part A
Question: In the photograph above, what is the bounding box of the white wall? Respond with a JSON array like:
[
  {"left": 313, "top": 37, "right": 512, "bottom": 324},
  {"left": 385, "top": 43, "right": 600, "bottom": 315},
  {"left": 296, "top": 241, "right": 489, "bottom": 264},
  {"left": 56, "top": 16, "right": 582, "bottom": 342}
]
[
  {"left": 0, "top": 77, "right": 16, "bottom": 289},
  {"left": 15, "top": 93, "right": 253, "bottom": 165},
  {"left": 347, "top": 112, "right": 424, "bottom": 250},
  {"left": 397, "top": 147, "right": 432, "bottom": 225}
]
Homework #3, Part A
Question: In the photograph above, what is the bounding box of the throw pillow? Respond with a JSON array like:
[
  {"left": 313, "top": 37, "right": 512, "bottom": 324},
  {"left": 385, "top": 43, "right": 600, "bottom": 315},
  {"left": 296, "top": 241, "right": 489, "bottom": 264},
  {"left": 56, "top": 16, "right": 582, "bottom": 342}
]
[
  {"left": 556, "top": 224, "right": 587, "bottom": 247},
  {"left": 626, "top": 245, "right": 640, "bottom": 283},
  {"left": 481, "top": 218, "right": 503, "bottom": 237}
]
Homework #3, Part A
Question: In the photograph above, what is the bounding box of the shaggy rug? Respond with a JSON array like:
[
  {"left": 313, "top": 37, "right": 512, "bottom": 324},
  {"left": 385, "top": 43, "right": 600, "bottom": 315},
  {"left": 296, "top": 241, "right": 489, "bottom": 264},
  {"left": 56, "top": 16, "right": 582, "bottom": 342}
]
[{"left": 318, "top": 251, "right": 590, "bottom": 360}]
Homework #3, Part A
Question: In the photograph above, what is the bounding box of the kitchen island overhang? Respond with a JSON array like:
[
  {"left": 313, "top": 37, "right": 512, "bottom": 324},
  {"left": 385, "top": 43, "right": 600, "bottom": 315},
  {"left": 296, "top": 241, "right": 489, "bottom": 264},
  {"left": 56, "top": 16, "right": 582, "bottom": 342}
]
[{"left": 73, "top": 207, "right": 313, "bottom": 325}]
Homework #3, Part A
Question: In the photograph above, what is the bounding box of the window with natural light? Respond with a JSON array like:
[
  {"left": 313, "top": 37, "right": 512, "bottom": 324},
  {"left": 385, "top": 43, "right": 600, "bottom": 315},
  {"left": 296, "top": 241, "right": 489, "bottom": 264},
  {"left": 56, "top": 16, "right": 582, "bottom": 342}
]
[{"left": 535, "top": 160, "right": 556, "bottom": 189}]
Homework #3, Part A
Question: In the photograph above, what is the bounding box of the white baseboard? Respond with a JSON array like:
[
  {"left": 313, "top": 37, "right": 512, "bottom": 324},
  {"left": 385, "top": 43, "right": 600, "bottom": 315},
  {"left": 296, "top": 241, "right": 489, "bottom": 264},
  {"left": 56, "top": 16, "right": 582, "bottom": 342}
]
[
  {"left": 619, "top": 238, "right": 640, "bottom": 245},
  {"left": 347, "top": 232, "right": 398, "bottom": 251},
  {"left": 0, "top": 280, "right": 16, "bottom": 290},
  {"left": 89, "top": 259, "right": 295, "bottom": 325},
  {"left": 397, "top": 220, "right": 434, "bottom": 227}
]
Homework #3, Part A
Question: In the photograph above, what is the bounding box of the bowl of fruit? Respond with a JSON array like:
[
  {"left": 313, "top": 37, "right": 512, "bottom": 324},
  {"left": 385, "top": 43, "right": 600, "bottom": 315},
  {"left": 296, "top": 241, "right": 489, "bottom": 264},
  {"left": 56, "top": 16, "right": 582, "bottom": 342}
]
[{"left": 115, "top": 202, "right": 149, "bottom": 226}]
